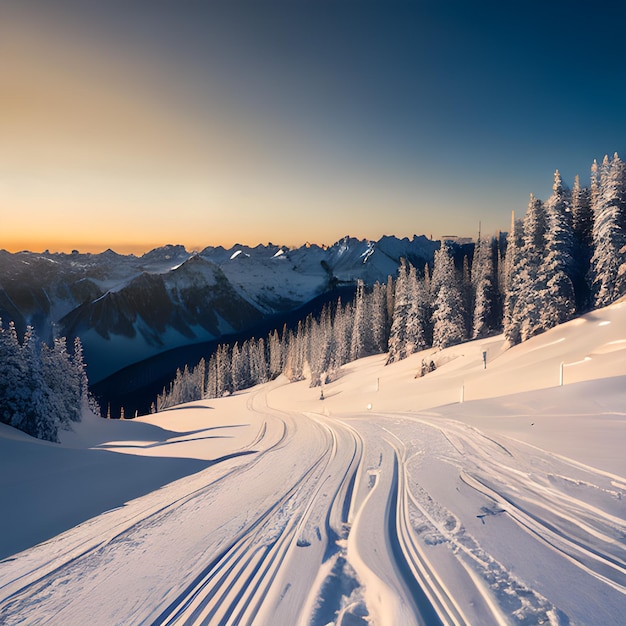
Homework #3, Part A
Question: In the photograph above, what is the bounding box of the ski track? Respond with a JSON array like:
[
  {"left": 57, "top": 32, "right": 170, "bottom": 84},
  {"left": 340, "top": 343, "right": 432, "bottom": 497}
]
[{"left": 2, "top": 385, "right": 626, "bottom": 624}]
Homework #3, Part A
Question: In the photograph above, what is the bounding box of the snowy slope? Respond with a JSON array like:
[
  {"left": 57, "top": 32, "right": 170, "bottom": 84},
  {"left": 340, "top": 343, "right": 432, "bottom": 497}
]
[{"left": 2, "top": 301, "right": 626, "bottom": 625}]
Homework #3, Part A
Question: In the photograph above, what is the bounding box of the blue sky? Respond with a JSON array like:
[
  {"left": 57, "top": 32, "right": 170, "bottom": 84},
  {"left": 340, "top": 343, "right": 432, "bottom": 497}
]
[{"left": 2, "top": 1, "right": 625, "bottom": 252}]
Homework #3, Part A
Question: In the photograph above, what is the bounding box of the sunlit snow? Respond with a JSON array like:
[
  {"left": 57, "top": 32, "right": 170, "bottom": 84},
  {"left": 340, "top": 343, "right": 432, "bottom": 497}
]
[{"left": 1, "top": 301, "right": 626, "bottom": 624}]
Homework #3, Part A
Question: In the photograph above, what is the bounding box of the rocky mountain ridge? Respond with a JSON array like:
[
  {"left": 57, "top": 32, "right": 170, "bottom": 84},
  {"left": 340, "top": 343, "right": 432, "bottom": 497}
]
[{"left": 0, "top": 235, "right": 443, "bottom": 381}]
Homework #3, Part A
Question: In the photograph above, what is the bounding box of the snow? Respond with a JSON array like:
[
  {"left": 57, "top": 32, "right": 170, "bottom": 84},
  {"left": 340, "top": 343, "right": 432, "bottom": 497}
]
[{"left": 2, "top": 301, "right": 626, "bottom": 624}]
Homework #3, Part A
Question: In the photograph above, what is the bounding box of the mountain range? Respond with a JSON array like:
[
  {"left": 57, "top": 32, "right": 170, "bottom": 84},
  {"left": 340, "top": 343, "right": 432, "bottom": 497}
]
[{"left": 0, "top": 235, "right": 447, "bottom": 383}]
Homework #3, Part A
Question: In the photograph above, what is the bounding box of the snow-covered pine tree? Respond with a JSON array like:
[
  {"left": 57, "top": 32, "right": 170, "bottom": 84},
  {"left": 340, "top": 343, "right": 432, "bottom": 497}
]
[
  {"left": 268, "top": 329, "right": 283, "bottom": 380},
  {"left": 571, "top": 174, "right": 593, "bottom": 310},
  {"left": 461, "top": 254, "right": 472, "bottom": 336},
  {"left": 472, "top": 237, "right": 498, "bottom": 339},
  {"left": 405, "top": 263, "right": 431, "bottom": 354},
  {"left": 231, "top": 342, "right": 247, "bottom": 391},
  {"left": 589, "top": 153, "right": 626, "bottom": 306},
  {"left": 350, "top": 280, "right": 367, "bottom": 361},
  {"left": 540, "top": 170, "right": 576, "bottom": 330},
  {"left": 205, "top": 353, "right": 218, "bottom": 399},
  {"left": 308, "top": 316, "right": 330, "bottom": 387},
  {"left": 385, "top": 276, "right": 394, "bottom": 336},
  {"left": 504, "top": 195, "right": 548, "bottom": 344},
  {"left": 20, "top": 327, "right": 59, "bottom": 441},
  {"left": 328, "top": 299, "right": 349, "bottom": 378},
  {"left": 250, "top": 338, "right": 268, "bottom": 386},
  {"left": 431, "top": 243, "right": 466, "bottom": 349},
  {"left": 590, "top": 153, "right": 626, "bottom": 307},
  {"left": 386, "top": 259, "right": 410, "bottom": 363},
  {"left": 369, "top": 282, "right": 389, "bottom": 354},
  {"left": 215, "top": 343, "right": 232, "bottom": 397},
  {"left": 284, "top": 321, "right": 307, "bottom": 382},
  {"left": 0, "top": 320, "right": 28, "bottom": 433},
  {"left": 40, "top": 337, "right": 81, "bottom": 427},
  {"left": 195, "top": 357, "right": 206, "bottom": 399},
  {"left": 503, "top": 212, "right": 523, "bottom": 346}
]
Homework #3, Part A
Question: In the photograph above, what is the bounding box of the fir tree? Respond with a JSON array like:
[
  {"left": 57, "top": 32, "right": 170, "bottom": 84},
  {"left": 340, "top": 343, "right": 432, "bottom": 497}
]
[
  {"left": 431, "top": 243, "right": 466, "bottom": 349},
  {"left": 540, "top": 170, "right": 576, "bottom": 330},
  {"left": 590, "top": 153, "right": 626, "bottom": 306},
  {"left": 472, "top": 237, "right": 498, "bottom": 339},
  {"left": 571, "top": 174, "right": 593, "bottom": 310}
]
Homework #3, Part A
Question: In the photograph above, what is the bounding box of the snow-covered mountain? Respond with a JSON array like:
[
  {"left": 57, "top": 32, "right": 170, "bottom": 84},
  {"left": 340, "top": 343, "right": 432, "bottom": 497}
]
[{"left": 0, "top": 236, "right": 439, "bottom": 381}]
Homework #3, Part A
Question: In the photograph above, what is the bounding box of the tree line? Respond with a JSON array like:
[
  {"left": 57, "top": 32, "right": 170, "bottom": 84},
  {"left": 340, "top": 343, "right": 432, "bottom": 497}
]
[
  {"left": 0, "top": 321, "right": 96, "bottom": 442},
  {"left": 155, "top": 152, "right": 626, "bottom": 410},
  {"left": 3, "top": 152, "right": 622, "bottom": 429}
]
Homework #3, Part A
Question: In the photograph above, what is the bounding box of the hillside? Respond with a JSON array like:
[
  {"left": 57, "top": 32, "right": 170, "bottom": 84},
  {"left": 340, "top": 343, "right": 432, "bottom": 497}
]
[{"left": 1, "top": 300, "right": 625, "bottom": 624}]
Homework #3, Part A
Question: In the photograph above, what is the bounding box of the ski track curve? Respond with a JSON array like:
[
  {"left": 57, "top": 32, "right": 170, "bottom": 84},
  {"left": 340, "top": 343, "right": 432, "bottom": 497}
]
[{"left": 2, "top": 385, "right": 626, "bottom": 624}]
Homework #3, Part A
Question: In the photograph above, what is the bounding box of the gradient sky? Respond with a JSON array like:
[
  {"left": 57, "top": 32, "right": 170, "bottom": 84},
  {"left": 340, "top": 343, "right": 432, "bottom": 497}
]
[{"left": 2, "top": 1, "right": 625, "bottom": 254}]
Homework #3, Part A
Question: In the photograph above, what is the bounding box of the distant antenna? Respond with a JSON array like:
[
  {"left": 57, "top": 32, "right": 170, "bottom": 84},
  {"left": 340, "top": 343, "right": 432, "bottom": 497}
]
[{"left": 477, "top": 220, "right": 481, "bottom": 242}]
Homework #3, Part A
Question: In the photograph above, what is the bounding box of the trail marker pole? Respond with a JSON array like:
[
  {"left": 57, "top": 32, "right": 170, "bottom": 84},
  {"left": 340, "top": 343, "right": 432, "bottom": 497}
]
[
  {"left": 460, "top": 385, "right": 464, "bottom": 403},
  {"left": 559, "top": 362, "right": 564, "bottom": 387}
]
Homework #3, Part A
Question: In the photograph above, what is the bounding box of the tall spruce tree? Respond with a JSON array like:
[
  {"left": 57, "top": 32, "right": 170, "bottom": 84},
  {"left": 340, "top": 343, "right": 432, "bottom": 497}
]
[
  {"left": 540, "top": 170, "right": 576, "bottom": 330},
  {"left": 431, "top": 243, "right": 466, "bottom": 349},
  {"left": 590, "top": 153, "right": 626, "bottom": 306},
  {"left": 472, "top": 237, "right": 497, "bottom": 339},
  {"left": 571, "top": 174, "right": 593, "bottom": 310}
]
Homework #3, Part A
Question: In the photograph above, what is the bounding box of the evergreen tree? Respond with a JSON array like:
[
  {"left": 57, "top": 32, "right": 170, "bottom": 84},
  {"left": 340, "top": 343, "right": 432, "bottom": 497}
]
[
  {"left": 590, "top": 154, "right": 626, "bottom": 306},
  {"left": 571, "top": 174, "right": 593, "bottom": 310},
  {"left": 20, "top": 327, "right": 59, "bottom": 441},
  {"left": 215, "top": 343, "right": 232, "bottom": 396},
  {"left": 0, "top": 320, "right": 28, "bottom": 433},
  {"left": 369, "top": 282, "right": 389, "bottom": 354},
  {"left": 472, "top": 237, "right": 498, "bottom": 339},
  {"left": 250, "top": 338, "right": 268, "bottom": 386},
  {"left": 540, "top": 170, "right": 576, "bottom": 330},
  {"left": 350, "top": 280, "right": 367, "bottom": 361},
  {"left": 268, "top": 329, "right": 283, "bottom": 380},
  {"left": 387, "top": 259, "right": 410, "bottom": 363},
  {"left": 431, "top": 243, "right": 466, "bottom": 349},
  {"left": 41, "top": 337, "right": 81, "bottom": 426},
  {"left": 405, "top": 264, "right": 431, "bottom": 354}
]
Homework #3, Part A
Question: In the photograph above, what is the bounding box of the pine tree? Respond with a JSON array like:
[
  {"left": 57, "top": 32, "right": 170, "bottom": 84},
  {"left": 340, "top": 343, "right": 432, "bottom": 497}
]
[
  {"left": 405, "top": 264, "right": 431, "bottom": 354},
  {"left": 21, "top": 327, "right": 59, "bottom": 441},
  {"left": 250, "top": 338, "right": 268, "bottom": 386},
  {"left": 350, "top": 280, "right": 367, "bottom": 361},
  {"left": 369, "top": 282, "right": 389, "bottom": 354},
  {"left": 215, "top": 343, "right": 232, "bottom": 396},
  {"left": 387, "top": 259, "right": 410, "bottom": 363},
  {"left": 571, "top": 174, "right": 593, "bottom": 310},
  {"left": 41, "top": 337, "right": 81, "bottom": 427},
  {"left": 590, "top": 153, "right": 626, "bottom": 306},
  {"left": 268, "top": 329, "right": 283, "bottom": 380},
  {"left": 431, "top": 243, "right": 466, "bottom": 349},
  {"left": 0, "top": 320, "right": 27, "bottom": 432},
  {"left": 540, "top": 170, "right": 576, "bottom": 329},
  {"left": 472, "top": 237, "right": 497, "bottom": 339}
]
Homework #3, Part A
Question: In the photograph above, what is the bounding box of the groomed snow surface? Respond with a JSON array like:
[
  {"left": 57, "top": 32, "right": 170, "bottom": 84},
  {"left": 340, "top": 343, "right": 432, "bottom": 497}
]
[{"left": 2, "top": 302, "right": 626, "bottom": 625}]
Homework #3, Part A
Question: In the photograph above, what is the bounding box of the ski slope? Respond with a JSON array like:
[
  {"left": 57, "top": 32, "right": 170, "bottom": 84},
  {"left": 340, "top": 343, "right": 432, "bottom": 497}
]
[{"left": 2, "top": 301, "right": 626, "bottom": 624}]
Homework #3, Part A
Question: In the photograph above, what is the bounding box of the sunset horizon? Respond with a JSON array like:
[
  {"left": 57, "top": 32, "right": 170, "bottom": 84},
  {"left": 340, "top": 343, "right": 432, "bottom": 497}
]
[{"left": 3, "top": 2, "right": 624, "bottom": 255}]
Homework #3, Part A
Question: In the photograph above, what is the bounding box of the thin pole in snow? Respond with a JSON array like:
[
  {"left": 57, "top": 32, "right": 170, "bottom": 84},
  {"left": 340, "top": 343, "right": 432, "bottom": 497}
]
[
  {"left": 460, "top": 385, "right": 464, "bottom": 403},
  {"left": 559, "top": 362, "right": 564, "bottom": 386}
]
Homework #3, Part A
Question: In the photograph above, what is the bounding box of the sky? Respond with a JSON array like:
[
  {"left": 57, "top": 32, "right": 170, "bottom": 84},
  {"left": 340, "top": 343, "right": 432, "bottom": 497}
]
[{"left": 1, "top": 0, "right": 625, "bottom": 254}]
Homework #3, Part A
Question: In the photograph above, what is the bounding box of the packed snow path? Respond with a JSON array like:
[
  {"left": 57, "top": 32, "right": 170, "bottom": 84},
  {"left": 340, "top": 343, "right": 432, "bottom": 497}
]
[
  {"left": 3, "top": 304, "right": 626, "bottom": 624},
  {"left": 2, "top": 384, "right": 626, "bottom": 624}
]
